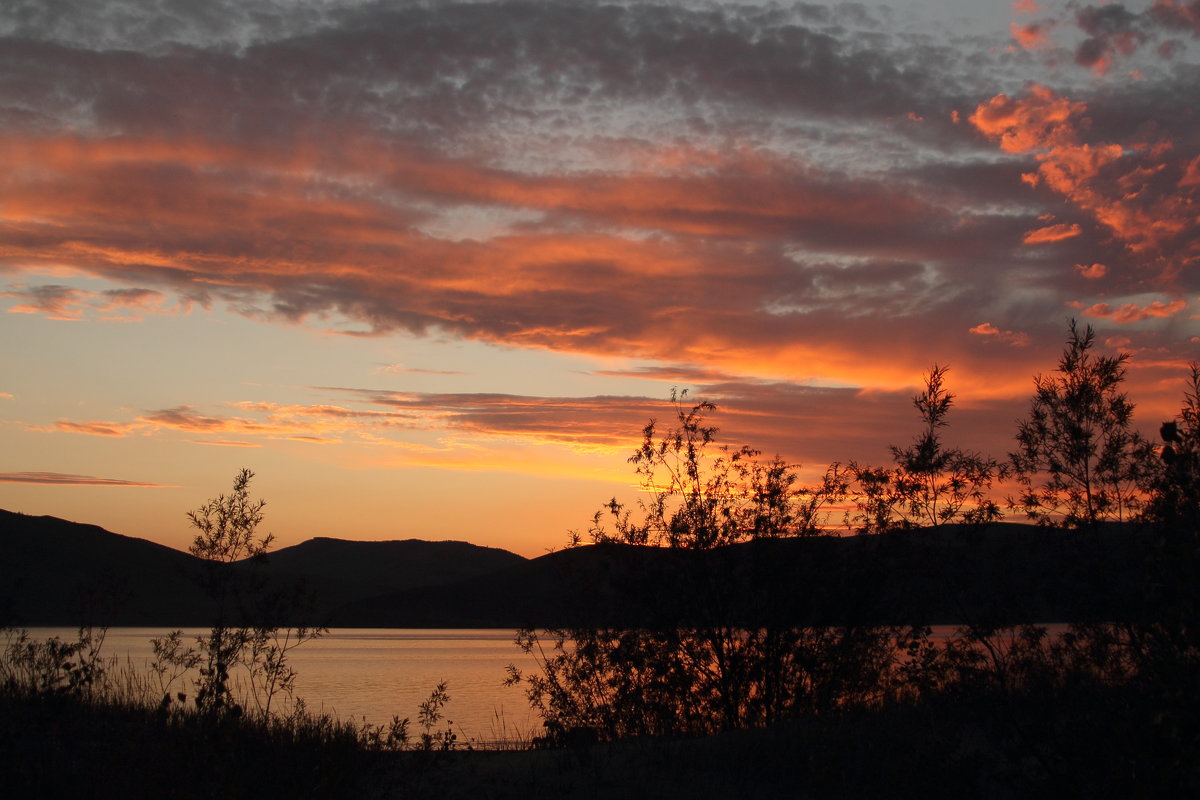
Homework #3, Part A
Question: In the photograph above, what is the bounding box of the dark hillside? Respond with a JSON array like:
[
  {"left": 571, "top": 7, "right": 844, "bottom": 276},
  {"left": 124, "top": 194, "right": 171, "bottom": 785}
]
[
  {"left": 0, "top": 510, "right": 528, "bottom": 626},
  {"left": 0, "top": 509, "right": 1159, "bottom": 628},
  {"left": 255, "top": 536, "right": 528, "bottom": 614},
  {"left": 330, "top": 523, "right": 1157, "bottom": 628},
  {"left": 0, "top": 509, "right": 213, "bottom": 625}
]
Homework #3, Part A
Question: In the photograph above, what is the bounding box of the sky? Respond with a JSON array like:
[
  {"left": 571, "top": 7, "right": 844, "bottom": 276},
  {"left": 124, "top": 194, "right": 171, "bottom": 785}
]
[{"left": 1, "top": 0, "right": 1198, "bottom": 557}]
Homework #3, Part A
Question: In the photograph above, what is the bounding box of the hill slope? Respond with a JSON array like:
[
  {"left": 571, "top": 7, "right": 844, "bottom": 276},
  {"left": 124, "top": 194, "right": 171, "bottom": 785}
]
[
  {"left": 330, "top": 523, "right": 1157, "bottom": 627},
  {"left": 258, "top": 536, "right": 527, "bottom": 614},
  {"left": 1, "top": 509, "right": 1158, "bottom": 627},
  {"left": 0, "top": 510, "right": 526, "bottom": 626},
  {"left": 0, "top": 509, "right": 213, "bottom": 625}
]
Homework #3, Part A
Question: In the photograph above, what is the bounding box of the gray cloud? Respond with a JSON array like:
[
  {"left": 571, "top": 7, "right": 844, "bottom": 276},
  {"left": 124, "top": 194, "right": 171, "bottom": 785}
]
[
  {"left": 0, "top": 471, "right": 171, "bottom": 486},
  {"left": 315, "top": 376, "right": 1029, "bottom": 471},
  {"left": 0, "top": 1, "right": 1195, "bottom": 394}
]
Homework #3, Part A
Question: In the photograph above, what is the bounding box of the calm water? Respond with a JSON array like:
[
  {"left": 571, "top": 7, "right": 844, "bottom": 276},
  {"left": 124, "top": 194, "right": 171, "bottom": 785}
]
[
  {"left": 25, "top": 624, "right": 1068, "bottom": 744},
  {"left": 27, "top": 627, "right": 543, "bottom": 744}
]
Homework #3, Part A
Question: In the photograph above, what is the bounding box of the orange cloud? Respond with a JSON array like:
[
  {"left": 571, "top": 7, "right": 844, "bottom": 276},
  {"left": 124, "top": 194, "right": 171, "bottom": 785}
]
[
  {"left": 1083, "top": 299, "right": 1187, "bottom": 323},
  {"left": 1, "top": 132, "right": 942, "bottom": 257},
  {"left": 1074, "top": 5, "right": 1149, "bottom": 76},
  {"left": 54, "top": 420, "right": 138, "bottom": 437},
  {"left": 1011, "top": 22, "right": 1051, "bottom": 50},
  {"left": 48, "top": 393, "right": 650, "bottom": 455},
  {"left": 1022, "top": 223, "right": 1082, "bottom": 243},
  {"left": 137, "top": 402, "right": 418, "bottom": 443},
  {"left": 2, "top": 283, "right": 178, "bottom": 322},
  {"left": 47, "top": 402, "right": 399, "bottom": 444},
  {"left": 140, "top": 406, "right": 243, "bottom": 432},
  {"left": 1075, "top": 263, "right": 1108, "bottom": 279},
  {"left": 973, "top": 84, "right": 1200, "bottom": 275},
  {"left": 0, "top": 11, "right": 1188, "bottom": 419},
  {"left": 968, "top": 323, "right": 1031, "bottom": 346},
  {"left": 969, "top": 84, "right": 1084, "bottom": 154},
  {"left": 1013, "top": 0, "right": 1041, "bottom": 13},
  {"left": 188, "top": 440, "right": 263, "bottom": 448},
  {"left": 0, "top": 127, "right": 968, "bottom": 375},
  {"left": 339, "top": 391, "right": 659, "bottom": 451},
  {"left": 1180, "top": 154, "right": 1200, "bottom": 187},
  {"left": 375, "top": 364, "right": 467, "bottom": 376},
  {"left": 2, "top": 285, "right": 91, "bottom": 320}
]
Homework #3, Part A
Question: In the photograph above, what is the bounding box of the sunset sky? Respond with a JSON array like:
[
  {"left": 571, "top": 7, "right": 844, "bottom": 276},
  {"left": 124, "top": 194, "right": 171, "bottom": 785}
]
[{"left": 2, "top": 0, "right": 1198, "bottom": 557}]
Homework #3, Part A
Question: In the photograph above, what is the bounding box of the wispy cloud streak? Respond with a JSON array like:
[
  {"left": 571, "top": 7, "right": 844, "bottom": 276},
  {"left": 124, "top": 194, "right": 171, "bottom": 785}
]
[{"left": 0, "top": 472, "right": 171, "bottom": 487}]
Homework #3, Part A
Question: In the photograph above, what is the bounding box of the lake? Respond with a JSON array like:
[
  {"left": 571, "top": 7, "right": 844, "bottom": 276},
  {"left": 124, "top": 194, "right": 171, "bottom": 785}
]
[
  {"left": 25, "top": 627, "right": 544, "bottom": 745},
  {"left": 22, "top": 623, "right": 1066, "bottom": 746}
]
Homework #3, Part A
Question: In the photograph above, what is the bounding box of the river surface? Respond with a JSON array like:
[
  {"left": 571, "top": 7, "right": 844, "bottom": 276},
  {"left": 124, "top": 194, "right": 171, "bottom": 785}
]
[{"left": 25, "top": 627, "right": 543, "bottom": 745}]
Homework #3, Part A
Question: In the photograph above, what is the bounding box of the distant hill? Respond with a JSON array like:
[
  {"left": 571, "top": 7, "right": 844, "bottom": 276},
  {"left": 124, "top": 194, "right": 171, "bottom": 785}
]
[
  {"left": 0, "top": 509, "right": 526, "bottom": 626},
  {"left": 0, "top": 509, "right": 213, "bottom": 626},
  {"left": 255, "top": 536, "right": 528, "bottom": 615},
  {"left": 0, "top": 509, "right": 1160, "bottom": 628},
  {"left": 329, "top": 523, "right": 1159, "bottom": 628}
]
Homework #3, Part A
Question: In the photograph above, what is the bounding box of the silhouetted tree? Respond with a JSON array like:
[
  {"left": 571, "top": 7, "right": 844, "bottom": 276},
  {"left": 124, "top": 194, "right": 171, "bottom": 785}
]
[
  {"left": 1010, "top": 320, "right": 1156, "bottom": 530},
  {"left": 1130, "top": 365, "right": 1200, "bottom": 723},
  {"left": 1146, "top": 362, "right": 1200, "bottom": 533},
  {"left": 889, "top": 365, "right": 1006, "bottom": 528},
  {"left": 608, "top": 391, "right": 818, "bottom": 547},
  {"left": 509, "top": 392, "right": 902, "bottom": 740},
  {"left": 153, "top": 469, "right": 323, "bottom": 718},
  {"left": 185, "top": 468, "right": 270, "bottom": 715},
  {"left": 845, "top": 365, "right": 1005, "bottom": 533}
]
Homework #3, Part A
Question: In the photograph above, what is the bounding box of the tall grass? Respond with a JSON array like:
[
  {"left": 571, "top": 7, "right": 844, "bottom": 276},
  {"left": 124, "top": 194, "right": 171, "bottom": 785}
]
[{"left": 0, "top": 625, "right": 500, "bottom": 799}]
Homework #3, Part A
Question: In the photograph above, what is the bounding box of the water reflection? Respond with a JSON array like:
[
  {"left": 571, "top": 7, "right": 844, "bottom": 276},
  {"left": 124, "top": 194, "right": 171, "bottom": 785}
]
[
  {"left": 23, "top": 624, "right": 1072, "bottom": 745},
  {"left": 26, "top": 627, "right": 541, "bottom": 744}
]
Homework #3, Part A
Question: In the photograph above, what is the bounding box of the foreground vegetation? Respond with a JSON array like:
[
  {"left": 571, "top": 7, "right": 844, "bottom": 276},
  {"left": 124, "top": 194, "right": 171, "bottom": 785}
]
[
  {"left": 2, "top": 632, "right": 1195, "bottom": 798},
  {"left": 499, "top": 321, "right": 1200, "bottom": 792},
  {"left": 3, "top": 321, "right": 1198, "bottom": 796},
  {"left": 0, "top": 624, "right": 467, "bottom": 798}
]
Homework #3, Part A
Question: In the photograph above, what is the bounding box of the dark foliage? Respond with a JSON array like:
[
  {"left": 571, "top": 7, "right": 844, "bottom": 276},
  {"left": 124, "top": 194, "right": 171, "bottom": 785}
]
[
  {"left": 840, "top": 365, "right": 1006, "bottom": 534},
  {"left": 1010, "top": 320, "right": 1157, "bottom": 529},
  {"left": 0, "top": 692, "right": 367, "bottom": 799},
  {"left": 152, "top": 469, "right": 325, "bottom": 720},
  {"left": 507, "top": 391, "right": 915, "bottom": 741},
  {"left": 504, "top": 327, "right": 1200, "bottom": 797}
]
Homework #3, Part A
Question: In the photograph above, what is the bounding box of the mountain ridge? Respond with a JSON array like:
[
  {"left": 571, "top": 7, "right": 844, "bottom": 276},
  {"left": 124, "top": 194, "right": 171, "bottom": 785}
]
[
  {"left": 0, "top": 509, "right": 1158, "bottom": 628},
  {"left": 0, "top": 509, "right": 526, "bottom": 626}
]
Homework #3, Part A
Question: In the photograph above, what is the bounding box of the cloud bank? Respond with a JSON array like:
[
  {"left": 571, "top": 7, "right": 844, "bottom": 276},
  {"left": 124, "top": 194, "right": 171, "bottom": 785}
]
[
  {"left": 1, "top": 2, "right": 1197, "bottom": 529},
  {"left": 0, "top": 1, "right": 1191, "bottom": 394}
]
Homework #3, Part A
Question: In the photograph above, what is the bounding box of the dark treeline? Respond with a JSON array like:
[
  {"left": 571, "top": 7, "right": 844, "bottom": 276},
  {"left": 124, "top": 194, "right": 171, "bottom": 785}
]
[{"left": 332, "top": 523, "right": 1157, "bottom": 628}]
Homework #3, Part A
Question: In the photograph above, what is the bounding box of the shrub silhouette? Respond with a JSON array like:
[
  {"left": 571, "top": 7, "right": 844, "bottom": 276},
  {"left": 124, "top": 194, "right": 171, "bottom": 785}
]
[
  {"left": 1010, "top": 320, "right": 1157, "bottom": 529},
  {"left": 508, "top": 391, "right": 913, "bottom": 741},
  {"left": 843, "top": 364, "right": 1006, "bottom": 533},
  {"left": 152, "top": 468, "right": 324, "bottom": 719},
  {"left": 0, "top": 625, "right": 108, "bottom": 700}
]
